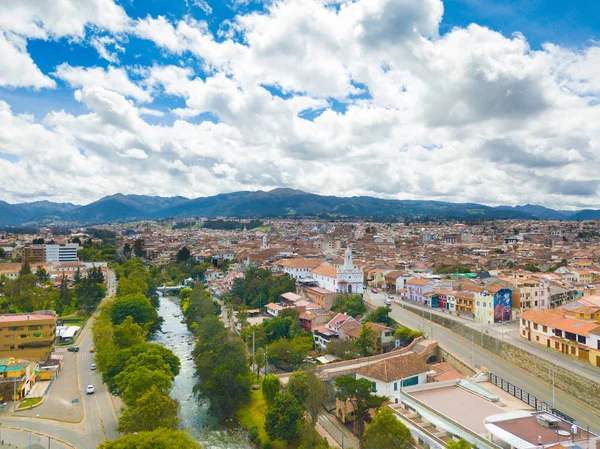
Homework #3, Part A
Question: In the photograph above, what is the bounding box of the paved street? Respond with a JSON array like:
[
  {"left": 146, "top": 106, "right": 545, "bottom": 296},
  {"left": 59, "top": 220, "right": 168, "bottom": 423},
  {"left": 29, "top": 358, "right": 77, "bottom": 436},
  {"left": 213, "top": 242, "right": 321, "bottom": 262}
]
[
  {"left": 369, "top": 290, "right": 600, "bottom": 383},
  {"left": 318, "top": 410, "right": 358, "bottom": 449},
  {"left": 364, "top": 291, "right": 600, "bottom": 434},
  {"left": 1, "top": 269, "right": 120, "bottom": 449}
]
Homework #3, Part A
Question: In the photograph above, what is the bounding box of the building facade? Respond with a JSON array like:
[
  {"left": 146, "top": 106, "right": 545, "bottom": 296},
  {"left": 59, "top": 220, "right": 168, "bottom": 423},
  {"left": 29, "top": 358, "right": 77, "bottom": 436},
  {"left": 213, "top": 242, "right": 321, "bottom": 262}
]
[
  {"left": 45, "top": 244, "right": 80, "bottom": 263},
  {"left": 0, "top": 312, "right": 58, "bottom": 362}
]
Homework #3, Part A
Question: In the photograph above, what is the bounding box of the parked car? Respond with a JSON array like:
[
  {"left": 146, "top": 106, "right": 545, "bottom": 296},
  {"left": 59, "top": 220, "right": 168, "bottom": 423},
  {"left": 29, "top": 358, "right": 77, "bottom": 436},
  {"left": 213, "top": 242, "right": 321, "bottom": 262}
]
[
  {"left": 89, "top": 347, "right": 96, "bottom": 353},
  {"left": 86, "top": 385, "right": 95, "bottom": 394},
  {"left": 90, "top": 364, "right": 96, "bottom": 370},
  {"left": 67, "top": 346, "right": 80, "bottom": 352},
  {"left": 371, "top": 289, "right": 379, "bottom": 293}
]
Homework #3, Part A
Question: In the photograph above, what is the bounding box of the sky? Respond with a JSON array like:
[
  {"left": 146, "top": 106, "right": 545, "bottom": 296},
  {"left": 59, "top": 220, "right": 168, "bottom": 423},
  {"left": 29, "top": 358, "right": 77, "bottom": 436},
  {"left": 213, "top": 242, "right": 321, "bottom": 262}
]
[{"left": 1, "top": 0, "right": 600, "bottom": 209}]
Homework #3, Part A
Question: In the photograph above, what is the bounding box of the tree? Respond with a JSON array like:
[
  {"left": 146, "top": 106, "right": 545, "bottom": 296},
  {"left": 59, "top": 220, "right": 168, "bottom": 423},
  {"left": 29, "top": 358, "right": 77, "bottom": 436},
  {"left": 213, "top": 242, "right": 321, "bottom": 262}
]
[
  {"left": 113, "top": 316, "right": 147, "bottom": 349},
  {"left": 19, "top": 260, "right": 31, "bottom": 277},
  {"left": 55, "top": 276, "right": 72, "bottom": 315},
  {"left": 117, "top": 385, "right": 180, "bottom": 433},
  {"left": 193, "top": 316, "right": 252, "bottom": 419},
  {"left": 35, "top": 266, "right": 49, "bottom": 284},
  {"left": 133, "top": 239, "right": 145, "bottom": 258},
  {"left": 287, "top": 370, "right": 329, "bottom": 426},
  {"left": 176, "top": 246, "right": 191, "bottom": 263},
  {"left": 446, "top": 439, "right": 477, "bottom": 449},
  {"left": 0, "top": 248, "right": 5, "bottom": 259},
  {"left": 268, "top": 336, "right": 312, "bottom": 369},
  {"left": 366, "top": 307, "right": 392, "bottom": 326},
  {"left": 394, "top": 326, "right": 423, "bottom": 346},
  {"left": 326, "top": 339, "right": 357, "bottom": 360},
  {"left": 115, "top": 365, "right": 173, "bottom": 406},
  {"left": 332, "top": 295, "right": 366, "bottom": 317},
  {"left": 262, "top": 374, "right": 281, "bottom": 405},
  {"left": 74, "top": 267, "right": 82, "bottom": 283},
  {"left": 122, "top": 243, "right": 132, "bottom": 259},
  {"left": 97, "top": 429, "right": 201, "bottom": 449},
  {"left": 363, "top": 407, "right": 414, "bottom": 449},
  {"left": 110, "top": 293, "right": 162, "bottom": 334},
  {"left": 265, "top": 392, "right": 304, "bottom": 443},
  {"left": 335, "top": 375, "right": 387, "bottom": 448},
  {"left": 355, "top": 325, "right": 376, "bottom": 356}
]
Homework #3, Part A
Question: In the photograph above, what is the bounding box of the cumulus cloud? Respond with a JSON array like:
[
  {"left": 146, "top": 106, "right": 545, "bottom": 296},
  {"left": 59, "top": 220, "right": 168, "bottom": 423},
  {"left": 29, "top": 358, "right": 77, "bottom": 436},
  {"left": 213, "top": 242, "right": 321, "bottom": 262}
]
[
  {"left": 0, "top": 32, "right": 55, "bottom": 89},
  {"left": 2, "top": 0, "right": 600, "bottom": 209}
]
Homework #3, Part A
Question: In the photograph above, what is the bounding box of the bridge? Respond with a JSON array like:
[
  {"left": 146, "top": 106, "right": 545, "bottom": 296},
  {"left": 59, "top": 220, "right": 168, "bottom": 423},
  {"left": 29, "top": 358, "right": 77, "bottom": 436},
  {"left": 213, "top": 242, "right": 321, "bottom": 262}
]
[{"left": 158, "top": 284, "right": 188, "bottom": 294}]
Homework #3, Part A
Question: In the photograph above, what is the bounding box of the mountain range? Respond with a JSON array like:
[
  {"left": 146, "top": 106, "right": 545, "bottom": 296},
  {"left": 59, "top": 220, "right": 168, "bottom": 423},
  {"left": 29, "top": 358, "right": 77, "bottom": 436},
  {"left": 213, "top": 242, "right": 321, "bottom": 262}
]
[{"left": 0, "top": 189, "right": 599, "bottom": 225}]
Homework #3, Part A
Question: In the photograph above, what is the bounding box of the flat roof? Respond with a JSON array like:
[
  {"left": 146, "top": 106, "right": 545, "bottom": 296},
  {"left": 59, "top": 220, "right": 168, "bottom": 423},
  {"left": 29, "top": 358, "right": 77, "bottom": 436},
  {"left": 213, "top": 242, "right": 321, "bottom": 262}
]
[
  {"left": 411, "top": 386, "right": 506, "bottom": 435},
  {"left": 0, "top": 313, "right": 56, "bottom": 323}
]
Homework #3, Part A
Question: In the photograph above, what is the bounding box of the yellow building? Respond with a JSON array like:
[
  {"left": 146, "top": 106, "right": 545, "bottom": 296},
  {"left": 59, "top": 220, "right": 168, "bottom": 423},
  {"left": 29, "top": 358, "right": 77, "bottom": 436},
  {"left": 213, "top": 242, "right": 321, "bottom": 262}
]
[
  {"left": 0, "top": 358, "right": 39, "bottom": 401},
  {"left": 0, "top": 312, "right": 57, "bottom": 362}
]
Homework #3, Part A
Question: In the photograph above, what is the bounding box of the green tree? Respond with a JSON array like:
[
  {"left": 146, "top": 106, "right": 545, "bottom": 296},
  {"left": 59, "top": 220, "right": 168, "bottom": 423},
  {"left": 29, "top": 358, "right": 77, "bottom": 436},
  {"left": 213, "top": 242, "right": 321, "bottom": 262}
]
[
  {"left": 287, "top": 370, "right": 329, "bottom": 426},
  {"left": 122, "top": 243, "right": 132, "bottom": 259},
  {"left": 133, "top": 239, "right": 145, "bottom": 258},
  {"left": 55, "top": 276, "right": 72, "bottom": 315},
  {"left": 115, "top": 365, "right": 173, "bottom": 406},
  {"left": 355, "top": 325, "right": 376, "bottom": 356},
  {"left": 446, "top": 439, "right": 477, "bottom": 449},
  {"left": 193, "top": 316, "right": 251, "bottom": 419},
  {"left": 326, "top": 339, "right": 357, "bottom": 360},
  {"left": 0, "top": 248, "right": 5, "bottom": 259},
  {"left": 97, "top": 429, "right": 201, "bottom": 449},
  {"left": 332, "top": 295, "right": 366, "bottom": 317},
  {"left": 110, "top": 293, "right": 162, "bottom": 333},
  {"left": 19, "top": 260, "right": 31, "bottom": 277},
  {"left": 335, "top": 375, "right": 387, "bottom": 448},
  {"left": 262, "top": 374, "right": 281, "bottom": 405},
  {"left": 113, "top": 316, "right": 147, "bottom": 349},
  {"left": 117, "top": 385, "right": 180, "bottom": 433},
  {"left": 35, "top": 266, "right": 49, "bottom": 284},
  {"left": 176, "top": 246, "right": 191, "bottom": 263},
  {"left": 365, "top": 307, "right": 392, "bottom": 326},
  {"left": 394, "top": 326, "right": 423, "bottom": 346},
  {"left": 265, "top": 392, "right": 304, "bottom": 443},
  {"left": 363, "top": 407, "right": 414, "bottom": 449}
]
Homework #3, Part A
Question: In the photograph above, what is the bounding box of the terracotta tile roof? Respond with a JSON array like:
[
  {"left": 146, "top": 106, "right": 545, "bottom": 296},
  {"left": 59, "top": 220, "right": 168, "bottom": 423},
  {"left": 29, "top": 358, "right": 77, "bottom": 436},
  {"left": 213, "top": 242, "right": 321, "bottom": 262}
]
[
  {"left": 520, "top": 309, "right": 600, "bottom": 336},
  {"left": 407, "top": 278, "right": 432, "bottom": 286},
  {"left": 311, "top": 265, "right": 338, "bottom": 278},
  {"left": 364, "top": 322, "right": 393, "bottom": 333},
  {"left": 355, "top": 352, "right": 429, "bottom": 382},
  {"left": 275, "top": 258, "right": 324, "bottom": 269}
]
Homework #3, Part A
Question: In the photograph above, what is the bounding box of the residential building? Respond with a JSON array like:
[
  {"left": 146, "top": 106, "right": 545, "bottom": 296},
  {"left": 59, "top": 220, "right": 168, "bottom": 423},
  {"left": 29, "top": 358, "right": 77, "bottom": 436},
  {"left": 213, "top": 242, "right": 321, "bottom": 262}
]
[
  {"left": 22, "top": 245, "right": 46, "bottom": 264},
  {"left": 355, "top": 352, "right": 431, "bottom": 398},
  {"left": 274, "top": 258, "right": 324, "bottom": 280},
  {"left": 0, "top": 312, "right": 57, "bottom": 361},
  {"left": 0, "top": 358, "right": 39, "bottom": 401},
  {"left": 407, "top": 278, "right": 434, "bottom": 304},
  {"left": 519, "top": 308, "right": 600, "bottom": 366}
]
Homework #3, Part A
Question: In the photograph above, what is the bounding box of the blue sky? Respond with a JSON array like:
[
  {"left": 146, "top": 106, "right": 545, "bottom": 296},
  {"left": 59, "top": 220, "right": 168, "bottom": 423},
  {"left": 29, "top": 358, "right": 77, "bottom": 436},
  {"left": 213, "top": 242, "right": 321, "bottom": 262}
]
[{"left": 1, "top": 0, "right": 600, "bottom": 208}]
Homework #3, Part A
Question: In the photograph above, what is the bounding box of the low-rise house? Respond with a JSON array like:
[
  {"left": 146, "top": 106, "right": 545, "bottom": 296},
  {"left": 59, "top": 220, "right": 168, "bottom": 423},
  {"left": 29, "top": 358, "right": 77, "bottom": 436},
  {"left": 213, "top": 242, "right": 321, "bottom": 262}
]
[{"left": 355, "top": 352, "right": 431, "bottom": 398}]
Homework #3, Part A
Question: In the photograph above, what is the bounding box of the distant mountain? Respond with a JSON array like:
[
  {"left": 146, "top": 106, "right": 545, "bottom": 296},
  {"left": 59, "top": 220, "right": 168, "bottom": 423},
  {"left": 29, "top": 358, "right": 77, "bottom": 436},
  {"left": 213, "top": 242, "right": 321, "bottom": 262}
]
[
  {"left": 496, "top": 204, "right": 573, "bottom": 220},
  {"left": 1, "top": 189, "right": 599, "bottom": 225}
]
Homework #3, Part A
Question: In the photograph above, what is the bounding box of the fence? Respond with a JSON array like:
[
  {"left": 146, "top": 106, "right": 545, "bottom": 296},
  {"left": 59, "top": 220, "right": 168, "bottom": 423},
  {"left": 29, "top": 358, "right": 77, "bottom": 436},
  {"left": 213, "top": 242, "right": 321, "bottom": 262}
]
[{"left": 489, "top": 373, "right": 574, "bottom": 423}]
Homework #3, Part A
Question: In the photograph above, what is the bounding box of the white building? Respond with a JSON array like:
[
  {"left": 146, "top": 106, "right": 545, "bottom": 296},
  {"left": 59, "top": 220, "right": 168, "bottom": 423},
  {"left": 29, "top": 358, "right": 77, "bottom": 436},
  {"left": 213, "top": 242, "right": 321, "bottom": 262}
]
[
  {"left": 355, "top": 352, "right": 431, "bottom": 399},
  {"left": 335, "top": 247, "right": 364, "bottom": 295},
  {"left": 45, "top": 244, "right": 80, "bottom": 262}
]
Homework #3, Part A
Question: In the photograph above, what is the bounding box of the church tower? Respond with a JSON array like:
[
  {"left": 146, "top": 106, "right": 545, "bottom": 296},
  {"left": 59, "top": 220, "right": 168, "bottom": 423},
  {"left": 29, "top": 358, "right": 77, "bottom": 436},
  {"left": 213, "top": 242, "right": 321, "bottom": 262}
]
[{"left": 343, "top": 246, "right": 354, "bottom": 269}]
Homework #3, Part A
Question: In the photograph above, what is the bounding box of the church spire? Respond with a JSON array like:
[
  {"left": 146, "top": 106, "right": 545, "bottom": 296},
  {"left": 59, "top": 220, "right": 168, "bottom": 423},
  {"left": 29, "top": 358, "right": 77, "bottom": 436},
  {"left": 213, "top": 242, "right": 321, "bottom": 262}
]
[{"left": 344, "top": 246, "right": 353, "bottom": 269}]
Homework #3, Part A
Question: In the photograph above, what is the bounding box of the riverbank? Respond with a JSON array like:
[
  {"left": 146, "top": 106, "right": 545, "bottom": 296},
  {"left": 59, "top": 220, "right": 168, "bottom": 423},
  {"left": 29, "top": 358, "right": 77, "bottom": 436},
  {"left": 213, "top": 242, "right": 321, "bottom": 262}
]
[{"left": 153, "top": 292, "right": 253, "bottom": 449}]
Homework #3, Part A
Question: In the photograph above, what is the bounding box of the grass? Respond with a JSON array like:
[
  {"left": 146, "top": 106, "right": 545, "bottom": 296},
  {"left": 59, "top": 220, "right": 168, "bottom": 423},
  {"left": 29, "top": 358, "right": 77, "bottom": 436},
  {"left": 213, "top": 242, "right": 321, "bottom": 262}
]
[
  {"left": 236, "top": 385, "right": 293, "bottom": 449},
  {"left": 18, "top": 397, "right": 43, "bottom": 409}
]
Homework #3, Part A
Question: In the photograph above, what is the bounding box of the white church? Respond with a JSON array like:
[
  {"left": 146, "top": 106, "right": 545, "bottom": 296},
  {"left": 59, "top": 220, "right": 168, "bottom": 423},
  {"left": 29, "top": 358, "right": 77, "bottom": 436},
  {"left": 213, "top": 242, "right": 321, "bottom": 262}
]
[{"left": 275, "top": 247, "right": 364, "bottom": 295}]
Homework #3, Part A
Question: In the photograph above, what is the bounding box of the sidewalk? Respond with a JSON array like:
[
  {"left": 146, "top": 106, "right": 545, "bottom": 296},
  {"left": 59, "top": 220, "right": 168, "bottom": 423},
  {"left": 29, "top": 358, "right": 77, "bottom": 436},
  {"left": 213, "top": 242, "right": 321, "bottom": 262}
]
[
  {"left": 392, "top": 296, "right": 600, "bottom": 383},
  {"left": 317, "top": 410, "right": 359, "bottom": 449}
]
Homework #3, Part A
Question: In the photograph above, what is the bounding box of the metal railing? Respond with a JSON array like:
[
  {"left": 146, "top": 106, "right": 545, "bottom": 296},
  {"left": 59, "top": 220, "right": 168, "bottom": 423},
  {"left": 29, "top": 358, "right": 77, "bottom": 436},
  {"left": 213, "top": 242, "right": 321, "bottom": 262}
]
[{"left": 489, "top": 373, "right": 574, "bottom": 422}]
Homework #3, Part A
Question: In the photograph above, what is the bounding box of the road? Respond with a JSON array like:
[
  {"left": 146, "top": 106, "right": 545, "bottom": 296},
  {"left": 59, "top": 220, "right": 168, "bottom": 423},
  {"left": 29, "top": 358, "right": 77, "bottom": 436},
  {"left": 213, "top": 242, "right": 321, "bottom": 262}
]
[
  {"left": 2, "top": 269, "right": 119, "bottom": 449},
  {"left": 364, "top": 291, "right": 600, "bottom": 434}
]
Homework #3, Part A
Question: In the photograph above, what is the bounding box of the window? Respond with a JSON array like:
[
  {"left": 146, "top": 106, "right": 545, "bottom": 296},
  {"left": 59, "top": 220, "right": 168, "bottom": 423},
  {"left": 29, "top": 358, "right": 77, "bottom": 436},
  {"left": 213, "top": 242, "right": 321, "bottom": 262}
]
[
  {"left": 394, "top": 382, "right": 398, "bottom": 391},
  {"left": 533, "top": 323, "right": 538, "bottom": 330},
  {"left": 543, "top": 326, "right": 548, "bottom": 332},
  {"left": 401, "top": 376, "right": 419, "bottom": 387},
  {"left": 371, "top": 382, "right": 377, "bottom": 392},
  {"left": 577, "top": 335, "right": 586, "bottom": 344},
  {"left": 536, "top": 336, "right": 539, "bottom": 341}
]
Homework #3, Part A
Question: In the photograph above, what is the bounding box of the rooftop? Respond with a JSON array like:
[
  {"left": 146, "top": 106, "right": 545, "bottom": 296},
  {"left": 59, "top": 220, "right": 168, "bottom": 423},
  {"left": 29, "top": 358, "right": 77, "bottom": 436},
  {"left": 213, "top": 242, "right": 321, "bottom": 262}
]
[{"left": 0, "top": 312, "right": 56, "bottom": 323}]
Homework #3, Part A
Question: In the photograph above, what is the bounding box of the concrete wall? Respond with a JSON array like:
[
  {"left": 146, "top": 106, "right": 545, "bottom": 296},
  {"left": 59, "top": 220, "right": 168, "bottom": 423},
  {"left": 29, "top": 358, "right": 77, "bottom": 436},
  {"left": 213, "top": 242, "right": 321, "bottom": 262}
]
[{"left": 402, "top": 304, "right": 600, "bottom": 410}]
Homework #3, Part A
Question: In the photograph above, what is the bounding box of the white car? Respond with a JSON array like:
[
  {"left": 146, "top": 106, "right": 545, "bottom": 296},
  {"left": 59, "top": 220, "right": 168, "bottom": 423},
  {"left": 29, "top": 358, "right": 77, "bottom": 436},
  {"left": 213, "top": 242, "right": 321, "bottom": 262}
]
[
  {"left": 384, "top": 298, "right": 392, "bottom": 305},
  {"left": 86, "top": 385, "right": 95, "bottom": 394},
  {"left": 90, "top": 364, "right": 96, "bottom": 370}
]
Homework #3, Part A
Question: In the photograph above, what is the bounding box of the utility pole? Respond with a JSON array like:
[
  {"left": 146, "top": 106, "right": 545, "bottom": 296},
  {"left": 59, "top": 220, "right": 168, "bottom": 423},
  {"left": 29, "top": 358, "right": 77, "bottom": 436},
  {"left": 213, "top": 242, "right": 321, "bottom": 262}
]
[{"left": 252, "top": 329, "right": 256, "bottom": 378}]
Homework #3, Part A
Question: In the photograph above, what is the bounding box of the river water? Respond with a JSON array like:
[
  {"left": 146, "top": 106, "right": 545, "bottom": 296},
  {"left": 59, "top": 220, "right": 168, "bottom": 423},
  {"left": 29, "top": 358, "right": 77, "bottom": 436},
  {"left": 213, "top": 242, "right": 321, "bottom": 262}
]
[{"left": 152, "top": 293, "right": 253, "bottom": 449}]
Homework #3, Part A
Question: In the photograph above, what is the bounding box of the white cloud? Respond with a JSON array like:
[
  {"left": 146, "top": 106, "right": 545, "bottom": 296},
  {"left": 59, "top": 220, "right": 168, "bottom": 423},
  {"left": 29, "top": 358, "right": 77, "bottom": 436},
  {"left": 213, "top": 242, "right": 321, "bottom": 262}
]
[
  {"left": 54, "top": 64, "right": 152, "bottom": 103},
  {"left": 119, "top": 148, "right": 149, "bottom": 159},
  {"left": 188, "top": 0, "right": 213, "bottom": 15},
  {"left": 0, "top": 32, "right": 55, "bottom": 89},
  {"left": 2, "top": 0, "right": 600, "bottom": 209},
  {"left": 90, "top": 35, "right": 125, "bottom": 63}
]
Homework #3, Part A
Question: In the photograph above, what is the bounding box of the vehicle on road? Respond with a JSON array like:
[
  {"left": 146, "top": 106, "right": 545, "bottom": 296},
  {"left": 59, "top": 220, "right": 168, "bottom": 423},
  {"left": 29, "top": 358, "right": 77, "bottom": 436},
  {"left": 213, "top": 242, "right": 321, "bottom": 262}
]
[
  {"left": 67, "top": 346, "right": 80, "bottom": 352},
  {"left": 371, "top": 288, "right": 379, "bottom": 293},
  {"left": 385, "top": 298, "right": 392, "bottom": 305},
  {"left": 388, "top": 294, "right": 394, "bottom": 299},
  {"left": 86, "top": 385, "right": 95, "bottom": 394},
  {"left": 89, "top": 347, "right": 96, "bottom": 353},
  {"left": 90, "top": 364, "right": 96, "bottom": 370}
]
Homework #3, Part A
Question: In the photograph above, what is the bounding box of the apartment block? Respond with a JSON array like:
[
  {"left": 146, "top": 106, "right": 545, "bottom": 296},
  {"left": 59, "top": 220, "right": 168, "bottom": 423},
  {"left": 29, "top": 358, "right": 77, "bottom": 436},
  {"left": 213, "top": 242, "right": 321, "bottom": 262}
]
[
  {"left": 45, "top": 244, "right": 80, "bottom": 262},
  {"left": 0, "top": 312, "right": 58, "bottom": 362}
]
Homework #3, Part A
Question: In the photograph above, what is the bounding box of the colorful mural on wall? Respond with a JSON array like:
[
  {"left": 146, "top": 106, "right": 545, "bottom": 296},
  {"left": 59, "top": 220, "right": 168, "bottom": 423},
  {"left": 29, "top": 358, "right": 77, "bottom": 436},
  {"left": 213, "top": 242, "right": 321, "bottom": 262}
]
[{"left": 493, "top": 288, "right": 512, "bottom": 322}]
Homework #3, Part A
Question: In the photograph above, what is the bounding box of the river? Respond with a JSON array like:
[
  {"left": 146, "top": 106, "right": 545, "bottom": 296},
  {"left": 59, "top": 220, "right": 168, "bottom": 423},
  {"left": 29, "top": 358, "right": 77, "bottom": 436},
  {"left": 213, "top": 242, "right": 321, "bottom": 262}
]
[{"left": 152, "top": 293, "right": 253, "bottom": 449}]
